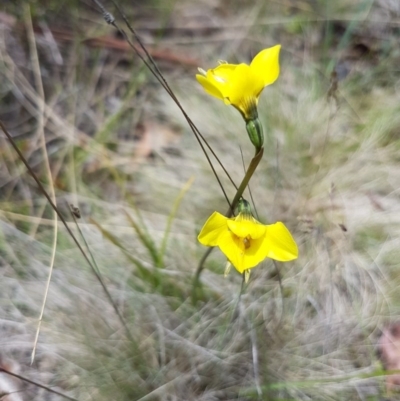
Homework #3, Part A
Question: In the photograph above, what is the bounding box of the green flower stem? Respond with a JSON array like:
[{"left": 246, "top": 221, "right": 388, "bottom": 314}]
[
  {"left": 228, "top": 146, "right": 264, "bottom": 218},
  {"left": 192, "top": 147, "right": 264, "bottom": 301}
]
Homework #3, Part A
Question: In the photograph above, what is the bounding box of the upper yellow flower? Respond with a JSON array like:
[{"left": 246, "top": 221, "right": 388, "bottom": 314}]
[
  {"left": 196, "top": 45, "right": 281, "bottom": 120},
  {"left": 198, "top": 204, "right": 297, "bottom": 275}
]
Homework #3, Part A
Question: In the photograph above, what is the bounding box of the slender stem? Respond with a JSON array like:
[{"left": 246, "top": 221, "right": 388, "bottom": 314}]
[
  {"left": 193, "top": 147, "right": 264, "bottom": 294},
  {"left": 227, "top": 147, "right": 264, "bottom": 217}
]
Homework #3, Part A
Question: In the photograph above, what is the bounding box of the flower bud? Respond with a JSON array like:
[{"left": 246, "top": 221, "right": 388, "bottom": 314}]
[
  {"left": 246, "top": 118, "right": 264, "bottom": 151},
  {"left": 237, "top": 198, "right": 252, "bottom": 215}
]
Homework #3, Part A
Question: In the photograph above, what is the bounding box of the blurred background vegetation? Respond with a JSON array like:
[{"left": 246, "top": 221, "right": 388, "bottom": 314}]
[{"left": 1, "top": 0, "right": 400, "bottom": 400}]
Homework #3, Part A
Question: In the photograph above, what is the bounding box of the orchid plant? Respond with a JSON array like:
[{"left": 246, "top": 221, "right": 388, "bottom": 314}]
[{"left": 195, "top": 46, "right": 298, "bottom": 283}]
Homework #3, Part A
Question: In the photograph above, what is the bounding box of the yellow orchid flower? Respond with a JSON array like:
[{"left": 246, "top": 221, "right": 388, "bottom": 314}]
[
  {"left": 196, "top": 45, "right": 281, "bottom": 121},
  {"left": 198, "top": 200, "right": 297, "bottom": 277}
]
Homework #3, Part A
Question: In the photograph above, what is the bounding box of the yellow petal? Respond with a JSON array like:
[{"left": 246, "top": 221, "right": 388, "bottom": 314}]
[
  {"left": 208, "top": 64, "right": 238, "bottom": 102},
  {"left": 250, "top": 45, "right": 281, "bottom": 90},
  {"left": 235, "top": 221, "right": 298, "bottom": 268},
  {"left": 196, "top": 64, "right": 238, "bottom": 101},
  {"left": 209, "top": 64, "right": 237, "bottom": 83},
  {"left": 198, "top": 212, "right": 228, "bottom": 246},
  {"left": 227, "top": 217, "right": 266, "bottom": 239},
  {"left": 227, "top": 63, "right": 262, "bottom": 107},
  {"left": 219, "top": 230, "right": 268, "bottom": 273},
  {"left": 240, "top": 235, "right": 270, "bottom": 269},
  {"left": 207, "top": 64, "right": 237, "bottom": 105},
  {"left": 196, "top": 74, "right": 224, "bottom": 100},
  {"left": 217, "top": 230, "right": 246, "bottom": 273},
  {"left": 263, "top": 222, "right": 298, "bottom": 261}
]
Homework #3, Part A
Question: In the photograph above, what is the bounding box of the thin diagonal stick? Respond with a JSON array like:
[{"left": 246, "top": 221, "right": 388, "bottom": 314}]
[
  {"left": 110, "top": 19, "right": 234, "bottom": 203},
  {"left": 24, "top": 5, "right": 58, "bottom": 365},
  {"left": 91, "top": 0, "right": 237, "bottom": 204},
  {"left": 0, "top": 368, "right": 79, "bottom": 401},
  {"left": 0, "top": 120, "right": 134, "bottom": 343},
  {"left": 69, "top": 205, "right": 102, "bottom": 277}
]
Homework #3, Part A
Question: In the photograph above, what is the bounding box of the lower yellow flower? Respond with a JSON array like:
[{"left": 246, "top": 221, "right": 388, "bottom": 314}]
[{"left": 198, "top": 203, "right": 298, "bottom": 274}]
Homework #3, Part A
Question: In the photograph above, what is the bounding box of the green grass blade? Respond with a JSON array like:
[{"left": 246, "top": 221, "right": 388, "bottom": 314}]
[
  {"left": 90, "top": 218, "right": 160, "bottom": 287},
  {"left": 159, "top": 176, "right": 194, "bottom": 265},
  {"left": 123, "top": 210, "right": 162, "bottom": 267}
]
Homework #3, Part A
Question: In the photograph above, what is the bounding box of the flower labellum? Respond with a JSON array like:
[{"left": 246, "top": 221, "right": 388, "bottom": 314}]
[
  {"left": 198, "top": 199, "right": 298, "bottom": 276},
  {"left": 196, "top": 45, "right": 281, "bottom": 121}
]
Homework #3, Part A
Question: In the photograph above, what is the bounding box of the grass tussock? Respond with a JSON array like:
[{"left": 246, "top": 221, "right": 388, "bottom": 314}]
[{"left": 1, "top": 0, "right": 400, "bottom": 400}]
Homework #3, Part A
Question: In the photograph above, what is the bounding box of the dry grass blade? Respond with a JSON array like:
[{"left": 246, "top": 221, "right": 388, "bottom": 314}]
[{"left": 23, "top": 5, "right": 59, "bottom": 365}]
